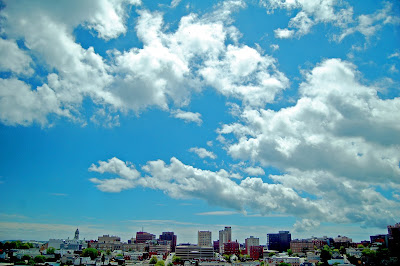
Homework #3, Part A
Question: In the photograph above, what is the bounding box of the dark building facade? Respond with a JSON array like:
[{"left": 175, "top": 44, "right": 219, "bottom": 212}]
[
  {"left": 159, "top": 232, "right": 177, "bottom": 252},
  {"left": 136, "top": 231, "right": 155, "bottom": 243},
  {"left": 267, "top": 231, "right": 291, "bottom": 252}
]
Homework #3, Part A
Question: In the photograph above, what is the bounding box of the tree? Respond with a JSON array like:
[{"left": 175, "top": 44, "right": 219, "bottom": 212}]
[
  {"left": 155, "top": 260, "right": 165, "bottom": 266},
  {"left": 339, "top": 246, "right": 346, "bottom": 255},
  {"left": 46, "top": 247, "right": 55, "bottom": 254},
  {"left": 278, "top": 263, "right": 291, "bottom": 266},
  {"left": 82, "top": 248, "right": 99, "bottom": 260},
  {"left": 20, "top": 243, "right": 31, "bottom": 249},
  {"left": 172, "top": 255, "right": 181, "bottom": 263},
  {"left": 149, "top": 256, "right": 158, "bottom": 264},
  {"left": 268, "top": 252, "right": 276, "bottom": 257},
  {"left": 34, "top": 255, "right": 46, "bottom": 264},
  {"left": 287, "top": 249, "right": 293, "bottom": 256},
  {"left": 167, "top": 263, "right": 173, "bottom": 266},
  {"left": 22, "top": 255, "right": 31, "bottom": 261},
  {"left": 357, "top": 244, "right": 365, "bottom": 249}
]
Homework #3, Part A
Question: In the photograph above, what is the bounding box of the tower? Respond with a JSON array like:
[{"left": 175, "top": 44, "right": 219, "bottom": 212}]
[{"left": 74, "top": 228, "right": 79, "bottom": 240}]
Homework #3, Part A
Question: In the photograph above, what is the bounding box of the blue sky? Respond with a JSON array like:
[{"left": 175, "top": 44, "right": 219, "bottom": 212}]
[{"left": 0, "top": 0, "right": 399, "bottom": 244}]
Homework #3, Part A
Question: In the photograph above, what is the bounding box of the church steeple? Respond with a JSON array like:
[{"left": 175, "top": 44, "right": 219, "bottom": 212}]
[{"left": 74, "top": 228, "right": 79, "bottom": 240}]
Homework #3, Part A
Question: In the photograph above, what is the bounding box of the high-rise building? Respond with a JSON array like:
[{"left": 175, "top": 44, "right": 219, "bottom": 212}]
[
  {"left": 245, "top": 236, "right": 259, "bottom": 255},
  {"left": 198, "top": 231, "right": 212, "bottom": 247},
  {"left": 159, "top": 232, "right": 177, "bottom": 252},
  {"left": 223, "top": 241, "right": 240, "bottom": 256},
  {"left": 219, "top": 226, "right": 232, "bottom": 254},
  {"left": 267, "top": 231, "right": 291, "bottom": 252}
]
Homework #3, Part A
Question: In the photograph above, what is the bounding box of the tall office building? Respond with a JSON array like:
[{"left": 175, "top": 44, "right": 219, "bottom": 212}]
[
  {"left": 267, "top": 231, "right": 291, "bottom": 252},
  {"left": 219, "top": 226, "right": 232, "bottom": 254},
  {"left": 245, "top": 236, "right": 259, "bottom": 255},
  {"left": 198, "top": 231, "right": 212, "bottom": 247},
  {"left": 159, "top": 232, "right": 177, "bottom": 252}
]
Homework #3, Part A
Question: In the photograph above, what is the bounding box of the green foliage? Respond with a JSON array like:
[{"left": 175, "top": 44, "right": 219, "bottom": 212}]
[
  {"left": 47, "top": 247, "right": 56, "bottom": 254},
  {"left": 22, "top": 255, "right": 31, "bottom": 261},
  {"left": 278, "top": 263, "right": 291, "bottom": 266},
  {"left": 357, "top": 244, "right": 365, "bottom": 249},
  {"left": 287, "top": 249, "right": 293, "bottom": 256},
  {"left": 268, "top": 252, "right": 275, "bottom": 257},
  {"left": 34, "top": 255, "right": 46, "bottom": 263},
  {"left": 167, "top": 263, "right": 173, "bottom": 266},
  {"left": 260, "top": 261, "right": 264, "bottom": 266},
  {"left": 82, "top": 248, "right": 99, "bottom": 260},
  {"left": 339, "top": 246, "right": 346, "bottom": 255},
  {"left": 320, "top": 247, "right": 332, "bottom": 262},
  {"left": 28, "top": 259, "right": 35, "bottom": 265},
  {"left": 20, "top": 243, "right": 31, "bottom": 249},
  {"left": 106, "top": 249, "right": 111, "bottom": 255},
  {"left": 155, "top": 260, "right": 165, "bottom": 266},
  {"left": 149, "top": 256, "right": 158, "bottom": 264},
  {"left": 15, "top": 261, "right": 27, "bottom": 265},
  {"left": 172, "top": 255, "right": 181, "bottom": 263},
  {"left": 223, "top": 254, "right": 230, "bottom": 261},
  {"left": 362, "top": 248, "right": 376, "bottom": 257}
]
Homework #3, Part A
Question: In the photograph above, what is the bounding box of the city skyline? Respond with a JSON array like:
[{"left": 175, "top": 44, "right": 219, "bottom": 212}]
[{"left": 1, "top": 0, "right": 400, "bottom": 244}]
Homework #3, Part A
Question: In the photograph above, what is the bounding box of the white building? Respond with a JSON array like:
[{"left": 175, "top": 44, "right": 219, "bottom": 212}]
[
  {"left": 219, "top": 227, "right": 231, "bottom": 254},
  {"left": 245, "top": 236, "right": 259, "bottom": 255},
  {"left": 198, "top": 231, "right": 212, "bottom": 247}
]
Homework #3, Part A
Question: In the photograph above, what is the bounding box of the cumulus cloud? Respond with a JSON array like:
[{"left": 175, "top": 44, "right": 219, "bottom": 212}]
[
  {"left": 0, "top": 38, "right": 33, "bottom": 75},
  {"left": 274, "top": 28, "right": 295, "bottom": 39},
  {"left": 90, "top": 153, "right": 400, "bottom": 227},
  {"left": 0, "top": 79, "right": 69, "bottom": 126},
  {"left": 172, "top": 110, "right": 203, "bottom": 125},
  {"left": 0, "top": 0, "right": 287, "bottom": 126},
  {"left": 293, "top": 219, "right": 320, "bottom": 232},
  {"left": 189, "top": 147, "right": 217, "bottom": 159},
  {"left": 215, "top": 58, "right": 400, "bottom": 227},
  {"left": 243, "top": 166, "right": 265, "bottom": 176}
]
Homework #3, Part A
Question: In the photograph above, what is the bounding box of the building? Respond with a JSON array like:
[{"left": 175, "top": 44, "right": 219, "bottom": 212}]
[
  {"left": 95, "top": 235, "right": 122, "bottom": 251},
  {"left": 245, "top": 236, "right": 259, "bottom": 255},
  {"left": 175, "top": 245, "right": 214, "bottom": 261},
  {"left": 249, "top": 246, "right": 263, "bottom": 260},
  {"left": 333, "top": 235, "right": 352, "bottom": 248},
  {"left": 370, "top": 234, "right": 388, "bottom": 247},
  {"left": 219, "top": 227, "right": 232, "bottom": 254},
  {"left": 388, "top": 222, "right": 400, "bottom": 254},
  {"left": 290, "top": 239, "right": 314, "bottom": 254},
  {"left": 223, "top": 241, "right": 240, "bottom": 256},
  {"left": 136, "top": 231, "right": 156, "bottom": 243},
  {"left": 267, "top": 231, "right": 291, "bottom": 252},
  {"left": 159, "top": 232, "right": 177, "bottom": 252},
  {"left": 48, "top": 229, "right": 87, "bottom": 251},
  {"left": 198, "top": 231, "right": 212, "bottom": 247},
  {"left": 213, "top": 241, "right": 219, "bottom": 252},
  {"left": 266, "top": 256, "right": 300, "bottom": 266}
]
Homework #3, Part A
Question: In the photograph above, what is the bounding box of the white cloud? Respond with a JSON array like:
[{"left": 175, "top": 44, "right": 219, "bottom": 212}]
[
  {"left": 263, "top": 0, "right": 354, "bottom": 39},
  {"left": 335, "top": 3, "right": 399, "bottom": 42},
  {"left": 0, "top": 78, "right": 69, "bottom": 126},
  {"left": 189, "top": 147, "right": 217, "bottom": 159},
  {"left": 172, "top": 109, "right": 203, "bottom": 125},
  {"left": 216, "top": 58, "right": 400, "bottom": 227},
  {"left": 293, "top": 219, "right": 320, "bottom": 232},
  {"left": 270, "top": 44, "right": 279, "bottom": 51},
  {"left": 389, "top": 65, "right": 398, "bottom": 73},
  {"left": 274, "top": 28, "right": 295, "bottom": 39},
  {"left": 170, "top": 0, "right": 182, "bottom": 8},
  {"left": 388, "top": 52, "right": 400, "bottom": 59},
  {"left": 200, "top": 44, "right": 289, "bottom": 106},
  {"left": 243, "top": 166, "right": 265, "bottom": 176},
  {"left": 0, "top": 38, "right": 33, "bottom": 75}
]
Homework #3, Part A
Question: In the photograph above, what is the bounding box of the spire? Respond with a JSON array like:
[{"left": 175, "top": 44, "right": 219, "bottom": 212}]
[{"left": 74, "top": 228, "right": 79, "bottom": 240}]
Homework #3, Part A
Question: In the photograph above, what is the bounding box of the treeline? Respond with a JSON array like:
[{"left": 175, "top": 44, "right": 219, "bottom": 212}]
[{"left": 0, "top": 241, "right": 34, "bottom": 250}]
